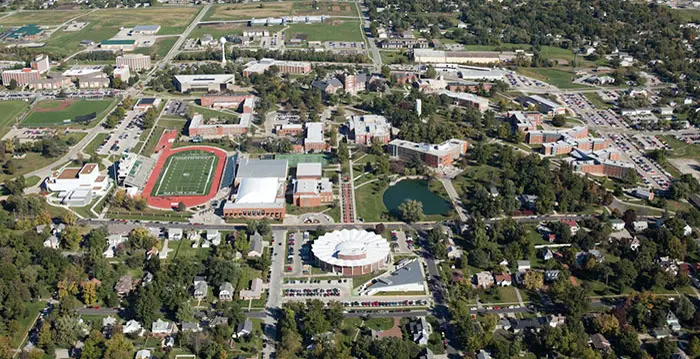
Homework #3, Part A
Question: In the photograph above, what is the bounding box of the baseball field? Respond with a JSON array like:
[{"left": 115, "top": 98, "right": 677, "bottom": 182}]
[{"left": 22, "top": 99, "right": 115, "bottom": 127}]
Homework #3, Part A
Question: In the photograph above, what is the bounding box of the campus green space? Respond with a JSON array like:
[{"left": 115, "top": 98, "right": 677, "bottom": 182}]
[
  {"left": 139, "top": 126, "right": 166, "bottom": 156},
  {"left": 36, "top": 7, "right": 198, "bottom": 57},
  {"left": 151, "top": 150, "right": 219, "bottom": 197},
  {"left": 275, "top": 153, "right": 332, "bottom": 167},
  {"left": 204, "top": 2, "right": 295, "bottom": 21},
  {"left": 0, "top": 100, "right": 29, "bottom": 137},
  {"left": 133, "top": 37, "right": 178, "bottom": 60},
  {"left": 516, "top": 67, "right": 587, "bottom": 89},
  {"left": 22, "top": 99, "right": 114, "bottom": 127},
  {"left": 660, "top": 135, "right": 700, "bottom": 158},
  {"left": 11, "top": 301, "right": 44, "bottom": 347},
  {"left": 290, "top": 1, "right": 359, "bottom": 17},
  {"left": 285, "top": 20, "right": 364, "bottom": 42}
]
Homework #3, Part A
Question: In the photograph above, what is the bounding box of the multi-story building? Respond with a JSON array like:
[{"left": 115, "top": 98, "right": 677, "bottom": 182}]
[
  {"left": 380, "top": 38, "right": 429, "bottom": 49},
  {"left": 116, "top": 54, "right": 151, "bottom": 71},
  {"left": 113, "top": 65, "right": 130, "bottom": 82},
  {"left": 389, "top": 139, "right": 468, "bottom": 168},
  {"left": 2, "top": 68, "right": 40, "bottom": 87},
  {"left": 30, "top": 54, "right": 50, "bottom": 74},
  {"left": 188, "top": 113, "right": 251, "bottom": 137},
  {"left": 348, "top": 115, "right": 392, "bottom": 145},
  {"left": 27, "top": 75, "right": 71, "bottom": 90},
  {"left": 303, "top": 122, "right": 327, "bottom": 153},
  {"left": 242, "top": 58, "right": 311, "bottom": 77},
  {"left": 509, "top": 111, "right": 543, "bottom": 132},
  {"left": 446, "top": 81, "right": 493, "bottom": 93},
  {"left": 525, "top": 95, "right": 567, "bottom": 116},
  {"left": 222, "top": 158, "right": 288, "bottom": 219},
  {"left": 77, "top": 73, "right": 110, "bottom": 89},
  {"left": 43, "top": 163, "right": 110, "bottom": 206},
  {"left": 413, "top": 49, "right": 526, "bottom": 64},
  {"left": 569, "top": 149, "right": 635, "bottom": 180},
  {"left": 276, "top": 124, "right": 304, "bottom": 136},
  {"left": 200, "top": 93, "right": 255, "bottom": 111},
  {"left": 100, "top": 39, "right": 137, "bottom": 51},
  {"left": 293, "top": 177, "right": 333, "bottom": 207},
  {"left": 174, "top": 74, "right": 236, "bottom": 93}
]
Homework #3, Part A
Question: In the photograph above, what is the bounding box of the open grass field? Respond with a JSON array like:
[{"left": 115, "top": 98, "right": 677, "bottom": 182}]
[
  {"left": 661, "top": 135, "right": 700, "bottom": 159},
  {"left": 672, "top": 8, "right": 700, "bottom": 22},
  {"left": 205, "top": 3, "right": 294, "bottom": 20},
  {"left": 285, "top": 20, "right": 363, "bottom": 42},
  {"left": 276, "top": 153, "right": 332, "bottom": 167},
  {"left": 0, "top": 100, "right": 29, "bottom": 137},
  {"left": 516, "top": 67, "right": 586, "bottom": 89},
  {"left": 11, "top": 301, "right": 44, "bottom": 347},
  {"left": 291, "top": 1, "right": 359, "bottom": 17},
  {"left": 22, "top": 99, "right": 114, "bottom": 127},
  {"left": 133, "top": 37, "right": 178, "bottom": 60},
  {"left": 38, "top": 7, "right": 198, "bottom": 57},
  {"left": 355, "top": 180, "right": 389, "bottom": 222},
  {"left": 0, "top": 10, "right": 90, "bottom": 25},
  {"left": 152, "top": 150, "right": 219, "bottom": 197}
]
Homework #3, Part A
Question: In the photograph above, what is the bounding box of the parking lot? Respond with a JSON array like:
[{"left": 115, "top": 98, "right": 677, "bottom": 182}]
[
  {"left": 608, "top": 133, "right": 674, "bottom": 190},
  {"left": 163, "top": 100, "right": 187, "bottom": 117},
  {"left": 96, "top": 110, "right": 144, "bottom": 156},
  {"left": 505, "top": 73, "right": 553, "bottom": 90},
  {"left": 559, "top": 93, "right": 629, "bottom": 129},
  {"left": 279, "top": 231, "right": 310, "bottom": 276}
]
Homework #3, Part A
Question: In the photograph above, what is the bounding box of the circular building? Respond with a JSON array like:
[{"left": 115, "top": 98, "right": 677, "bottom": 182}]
[{"left": 311, "top": 229, "right": 391, "bottom": 276}]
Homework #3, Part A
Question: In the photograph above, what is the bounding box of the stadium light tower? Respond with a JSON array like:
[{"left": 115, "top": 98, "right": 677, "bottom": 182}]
[{"left": 220, "top": 37, "right": 227, "bottom": 66}]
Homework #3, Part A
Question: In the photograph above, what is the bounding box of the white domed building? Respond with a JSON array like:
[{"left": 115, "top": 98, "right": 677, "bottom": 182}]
[{"left": 311, "top": 229, "right": 391, "bottom": 276}]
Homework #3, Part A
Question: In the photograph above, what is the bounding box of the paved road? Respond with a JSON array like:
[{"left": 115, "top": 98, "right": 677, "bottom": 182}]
[
  {"left": 440, "top": 178, "right": 468, "bottom": 222},
  {"left": 261, "top": 229, "right": 286, "bottom": 359}
]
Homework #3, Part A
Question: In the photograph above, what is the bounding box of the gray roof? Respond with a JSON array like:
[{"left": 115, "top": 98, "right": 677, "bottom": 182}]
[
  {"left": 220, "top": 282, "right": 234, "bottom": 293},
  {"left": 237, "top": 318, "right": 253, "bottom": 333},
  {"left": 296, "top": 162, "right": 323, "bottom": 177},
  {"left": 365, "top": 259, "right": 423, "bottom": 291},
  {"left": 236, "top": 158, "right": 288, "bottom": 179},
  {"left": 250, "top": 234, "right": 264, "bottom": 253},
  {"left": 181, "top": 322, "right": 200, "bottom": 331},
  {"left": 133, "top": 25, "right": 160, "bottom": 32}
]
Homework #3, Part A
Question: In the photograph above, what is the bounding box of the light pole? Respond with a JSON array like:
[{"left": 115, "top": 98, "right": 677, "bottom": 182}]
[{"left": 220, "top": 37, "right": 227, "bottom": 66}]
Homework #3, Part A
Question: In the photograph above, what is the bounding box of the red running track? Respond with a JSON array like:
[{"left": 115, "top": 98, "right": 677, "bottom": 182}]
[{"left": 142, "top": 130, "right": 228, "bottom": 209}]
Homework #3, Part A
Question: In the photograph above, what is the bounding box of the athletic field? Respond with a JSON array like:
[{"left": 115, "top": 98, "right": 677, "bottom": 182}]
[
  {"left": 151, "top": 150, "right": 220, "bottom": 197},
  {"left": 276, "top": 153, "right": 331, "bottom": 167},
  {"left": 22, "top": 99, "right": 115, "bottom": 127}
]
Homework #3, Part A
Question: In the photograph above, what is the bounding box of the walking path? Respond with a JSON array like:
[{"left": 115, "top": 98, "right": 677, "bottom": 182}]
[{"left": 439, "top": 178, "right": 468, "bottom": 221}]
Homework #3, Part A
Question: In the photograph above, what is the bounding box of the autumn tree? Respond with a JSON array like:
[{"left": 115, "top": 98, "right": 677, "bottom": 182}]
[{"left": 523, "top": 271, "right": 543, "bottom": 291}]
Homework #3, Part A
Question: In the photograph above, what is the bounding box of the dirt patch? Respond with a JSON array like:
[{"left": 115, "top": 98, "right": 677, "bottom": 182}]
[
  {"left": 33, "top": 100, "right": 74, "bottom": 112},
  {"left": 669, "top": 158, "right": 700, "bottom": 181},
  {"left": 332, "top": 5, "right": 341, "bottom": 11}
]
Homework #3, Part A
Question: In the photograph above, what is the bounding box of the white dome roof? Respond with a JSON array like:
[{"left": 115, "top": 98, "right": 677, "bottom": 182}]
[
  {"left": 235, "top": 177, "right": 278, "bottom": 204},
  {"left": 312, "top": 229, "right": 390, "bottom": 267}
]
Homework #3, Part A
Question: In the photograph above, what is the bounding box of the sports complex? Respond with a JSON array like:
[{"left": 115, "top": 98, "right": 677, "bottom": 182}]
[{"left": 141, "top": 130, "right": 231, "bottom": 209}]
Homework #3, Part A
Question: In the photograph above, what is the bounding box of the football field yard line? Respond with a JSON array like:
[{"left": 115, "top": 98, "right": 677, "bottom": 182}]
[{"left": 153, "top": 152, "right": 218, "bottom": 197}]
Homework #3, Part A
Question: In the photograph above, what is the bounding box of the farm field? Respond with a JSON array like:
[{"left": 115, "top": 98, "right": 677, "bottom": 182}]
[
  {"left": 38, "top": 7, "right": 198, "bottom": 57},
  {"left": 0, "top": 100, "right": 29, "bottom": 137},
  {"left": 0, "top": 10, "right": 90, "bottom": 25},
  {"left": 205, "top": 3, "right": 294, "bottom": 20},
  {"left": 290, "top": 1, "right": 359, "bottom": 17},
  {"left": 22, "top": 99, "right": 114, "bottom": 127},
  {"left": 285, "top": 20, "right": 363, "bottom": 42},
  {"left": 152, "top": 150, "right": 219, "bottom": 197}
]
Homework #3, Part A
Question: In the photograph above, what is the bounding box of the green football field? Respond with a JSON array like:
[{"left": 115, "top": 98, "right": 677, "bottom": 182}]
[
  {"left": 152, "top": 150, "right": 219, "bottom": 197},
  {"left": 22, "top": 99, "right": 115, "bottom": 127}
]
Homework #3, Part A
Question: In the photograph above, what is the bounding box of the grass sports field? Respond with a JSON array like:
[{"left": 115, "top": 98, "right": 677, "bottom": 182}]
[
  {"left": 276, "top": 153, "right": 331, "bottom": 167},
  {"left": 285, "top": 20, "right": 364, "bottom": 42},
  {"left": 22, "top": 99, "right": 115, "bottom": 127},
  {"left": 152, "top": 150, "right": 219, "bottom": 197},
  {"left": 0, "top": 100, "right": 29, "bottom": 136}
]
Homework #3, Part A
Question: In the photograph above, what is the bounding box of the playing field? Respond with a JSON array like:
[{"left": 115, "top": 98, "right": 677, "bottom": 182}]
[
  {"left": 22, "top": 99, "right": 115, "bottom": 127},
  {"left": 276, "top": 153, "right": 331, "bottom": 167},
  {"left": 152, "top": 150, "right": 220, "bottom": 197},
  {"left": 0, "top": 100, "right": 29, "bottom": 136},
  {"left": 285, "top": 20, "right": 364, "bottom": 42}
]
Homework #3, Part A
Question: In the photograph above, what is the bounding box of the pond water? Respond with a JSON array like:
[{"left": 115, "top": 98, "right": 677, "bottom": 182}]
[{"left": 382, "top": 179, "right": 452, "bottom": 217}]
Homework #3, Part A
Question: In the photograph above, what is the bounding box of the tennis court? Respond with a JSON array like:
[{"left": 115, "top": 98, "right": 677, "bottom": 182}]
[
  {"left": 276, "top": 153, "right": 332, "bottom": 167},
  {"left": 152, "top": 150, "right": 219, "bottom": 197}
]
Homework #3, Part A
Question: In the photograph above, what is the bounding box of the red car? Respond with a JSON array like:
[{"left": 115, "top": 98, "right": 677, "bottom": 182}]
[{"left": 286, "top": 266, "right": 292, "bottom": 271}]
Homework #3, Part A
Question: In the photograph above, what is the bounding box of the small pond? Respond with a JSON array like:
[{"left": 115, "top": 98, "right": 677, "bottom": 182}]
[{"left": 382, "top": 179, "right": 452, "bottom": 217}]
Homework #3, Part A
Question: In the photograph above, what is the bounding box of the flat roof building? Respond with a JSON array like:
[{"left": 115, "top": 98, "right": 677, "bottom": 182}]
[
  {"left": 2, "top": 68, "right": 40, "bottom": 87},
  {"left": 348, "top": 115, "right": 392, "bottom": 145},
  {"left": 389, "top": 139, "right": 468, "bottom": 168},
  {"left": 174, "top": 74, "right": 236, "bottom": 93},
  {"left": 188, "top": 113, "right": 250, "bottom": 138},
  {"left": 439, "top": 90, "right": 490, "bottom": 112},
  {"left": 100, "top": 39, "right": 137, "bottom": 51},
  {"left": 242, "top": 58, "right": 311, "bottom": 77},
  {"left": 131, "top": 25, "right": 160, "bottom": 35},
  {"left": 223, "top": 158, "right": 288, "bottom": 219},
  {"left": 116, "top": 54, "right": 151, "bottom": 71},
  {"left": 44, "top": 163, "right": 110, "bottom": 206},
  {"left": 413, "top": 49, "right": 526, "bottom": 64}
]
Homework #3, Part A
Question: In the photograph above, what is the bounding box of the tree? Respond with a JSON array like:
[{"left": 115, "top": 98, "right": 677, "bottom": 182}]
[
  {"left": 104, "top": 333, "right": 133, "bottom": 359},
  {"left": 177, "top": 301, "right": 195, "bottom": 322},
  {"left": 128, "top": 227, "right": 158, "bottom": 251},
  {"left": 425, "top": 65, "right": 437, "bottom": 79},
  {"left": 4, "top": 175, "right": 25, "bottom": 195},
  {"left": 53, "top": 315, "right": 80, "bottom": 347},
  {"left": 688, "top": 336, "right": 700, "bottom": 357},
  {"left": 593, "top": 313, "right": 620, "bottom": 335},
  {"left": 3, "top": 160, "right": 17, "bottom": 175},
  {"left": 655, "top": 337, "right": 676, "bottom": 359},
  {"left": 61, "top": 226, "right": 82, "bottom": 250},
  {"left": 37, "top": 322, "right": 54, "bottom": 352},
  {"left": 177, "top": 201, "right": 187, "bottom": 212},
  {"left": 612, "top": 259, "right": 637, "bottom": 291},
  {"left": 8, "top": 79, "right": 17, "bottom": 90},
  {"left": 134, "top": 286, "right": 161, "bottom": 327},
  {"left": 81, "top": 281, "right": 97, "bottom": 306},
  {"left": 80, "top": 330, "right": 105, "bottom": 359},
  {"left": 398, "top": 199, "right": 424, "bottom": 223},
  {"left": 551, "top": 115, "right": 566, "bottom": 127},
  {"left": 523, "top": 271, "right": 543, "bottom": 291},
  {"left": 675, "top": 295, "right": 696, "bottom": 322},
  {"left": 60, "top": 211, "right": 77, "bottom": 226}
]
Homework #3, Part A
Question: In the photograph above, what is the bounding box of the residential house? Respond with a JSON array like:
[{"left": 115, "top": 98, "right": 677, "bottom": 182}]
[
  {"left": 135, "top": 349, "right": 152, "bottom": 359},
  {"left": 219, "top": 282, "right": 234, "bottom": 301},
  {"left": 240, "top": 278, "right": 264, "bottom": 300},
  {"left": 123, "top": 320, "right": 145, "bottom": 336},
  {"left": 673, "top": 348, "right": 691, "bottom": 359},
  {"left": 115, "top": 275, "right": 133, "bottom": 296},
  {"left": 589, "top": 333, "right": 611, "bottom": 353},
  {"left": 168, "top": 228, "right": 183, "bottom": 240},
  {"left": 476, "top": 350, "right": 492, "bottom": 359},
  {"left": 208, "top": 316, "right": 228, "bottom": 327},
  {"left": 193, "top": 277, "right": 208, "bottom": 300},
  {"left": 667, "top": 311, "right": 682, "bottom": 332},
  {"left": 610, "top": 219, "right": 626, "bottom": 231},
  {"left": 206, "top": 230, "right": 221, "bottom": 246},
  {"left": 408, "top": 317, "right": 431, "bottom": 346},
  {"left": 548, "top": 314, "right": 566, "bottom": 328},
  {"left": 248, "top": 232, "right": 264, "bottom": 257},
  {"left": 475, "top": 271, "right": 495, "bottom": 288},
  {"left": 181, "top": 322, "right": 202, "bottom": 332},
  {"left": 44, "top": 235, "right": 60, "bottom": 249},
  {"left": 541, "top": 249, "right": 554, "bottom": 261},
  {"left": 493, "top": 272, "right": 512, "bottom": 286},
  {"left": 561, "top": 219, "right": 580, "bottom": 235},
  {"left": 234, "top": 318, "right": 253, "bottom": 338},
  {"left": 510, "top": 317, "right": 545, "bottom": 333},
  {"left": 544, "top": 270, "right": 560, "bottom": 283},
  {"left": 517, "top": 260, "right": 531, "bottom": 273},
  {"left": 632, "top": 221, "right": 648, "bottom": 232},
  {"left": 151, "top": 319, "right": 176, "bottom": 336},
  {"left": 103, "top": 316, "right": 117, "bottom": 328}
]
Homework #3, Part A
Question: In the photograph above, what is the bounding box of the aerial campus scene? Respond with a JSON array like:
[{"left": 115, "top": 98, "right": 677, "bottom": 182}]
[{"left": 1, "top": 0, "right": 700, "bottom": 359}]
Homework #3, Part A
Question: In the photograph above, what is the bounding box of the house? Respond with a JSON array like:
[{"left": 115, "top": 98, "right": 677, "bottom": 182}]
[
  {"left": 240, "top": 278, "right": 264, "bottom": 300},
  {"left": 233, "top": 318, "right": 253, "bottom": 338},
  {"left": 548, "top": 314, "right": 566, "bottom": 328},
  {"left": 475, "top": 271, "right": 495, "bottom": 288},
  {"left": 135, "top": 349, "right": 152, "bottom": 359},
  {"left": 667, "top": 311, "right": 682, "bottom": 332},
  {"left": 652, "top": 327, "right": 671, "bottom": 339},
  {"left": 673, "top": 348, "right": 691, "bottom": 359},
  {"left": 476, "top": 350, "right": 492, "bottom": 359},
  {"left": 219, "top": 282, "right": 234, "bottom": 301},
  {"left": 44, "top": 235, "right": 60, "bottom": 249},
  {"left": 517, "top": 260, "right": 531, "bottom": 273},
  {"left": 161, "top": 336, "right": 174, "bottom": 348},
  {"left": 632, "top": 221, "right": 648, "bottom": 232},
  {"left": 496, "top": 318, "right": 512, "bottom": 331},
  {"left": 123, "top": 320, "right": 145, "bottom": 336},
  {"left": 151, "top": 319, "right": 176, "bottom": 336},
  {"left": 193, "top": 277, "right": 208, "bottom": 300},
  {"left": 103, "top": 316, "right": 117, "bottom": 328},
  {"left": 115, "top": 275, "right": 133, "bottom": 296},
  {"left": 560, "top": 219, "right": 580, "bottom": 235},
  {"left": 181, "top": 322, "right": 201, "bottom": 332},
  {"left": 408, "top": 317, "right": 431, "bottom": 345},
  {"left": 55, "top": 349, "right": 70, "bottom": 359},
  {"left": 248, "top": 232, "right": 264, "bottom": 257},
  {"left": 206, "top": 230, "right": 221, "bottom": 246},
  {"left": 541, "top": 249, "right": 554, "bottom": 261},
  {"left": 209, "top": 316, "right": 228, "bottom": 327},
  {"left": 589, "top": 333, "right": 611, "bottom": 352},
  {"left": 104, "top": 234, "right": 127, "bottom": 258},
  {"left": 142, "top": 272, "right": 154, "bottom": 286},
  {"left": 544, "top": 270, "right": 560, "bottom": 282},
  {"left": 168, "top": 228, "right": 183, "bottom": 240},
  {"left": 610, "top": 219, "right": 626, "bottom": 231},
  {"left": 510, "top": 317, "right": 545, "bottom": 333},
  {"left": 493, "top": 272, "right": 512, "bottom": 286}
]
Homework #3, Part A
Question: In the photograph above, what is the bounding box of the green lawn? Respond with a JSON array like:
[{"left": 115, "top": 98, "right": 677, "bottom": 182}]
[
  {"left": 0, "top": 100, "right": 29, "bottom": 137},
  {"left": 379, "top": 50, "right": 409, "bottom": 65},
  {"left": 364, "top": 317, "right": 395, "bottom": 331},
  {"left": 291, "top": 1, "right": 359, "bottom": 17},
  {"left": 204, "top": 3, "right": 294, "bottom": 21},
  {"left": 285, "top": 20, "right": 364, "bottom": 42},
  {"left": 140, "top": 126, "right": 166, "bottom": 156},
  {"left": 275, "top": 153, "right": 332, "bottom": 167},
  {"left": 83, "top": 133, "right": 108, "bottom": 156},
  {"left": 0, "top": 152, "right": 58, "bottom": 182},
  {"left": 152, "top": 150, "right": 219, "bottom": 196},
  {"left": 583, "top": 92, "right": 611, "bottom": 109},
  {"left": 477, "top": 286, "right": 520, "bottom": 304},
  {"left": 671, "top": 8, "right": 700, "bottom": 22},
  {"left": 22, "top": 99, "right": 114, "bottom": 127},
  {"left": 661, "top": 135, "right": 700, "bottom": 159},
  {"left": 516, "top": 68, "right": 586, "bottom": 89},
  {"left": 133, "top": 37, "right": 178, "bottom": 60},
  {"left": 354, "top": 180, "right": 390, "bottom": 222},
  {"left": 11, "top": 301, "right": 44, "bottom": 348},
  {"left": 0, "top": 10, "right": 90, "bottom": 25}
]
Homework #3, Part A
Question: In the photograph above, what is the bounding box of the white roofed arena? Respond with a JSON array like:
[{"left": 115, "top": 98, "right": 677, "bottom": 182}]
[{"left": 311, "top": 229, "right": 391, "bottom": 276}]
